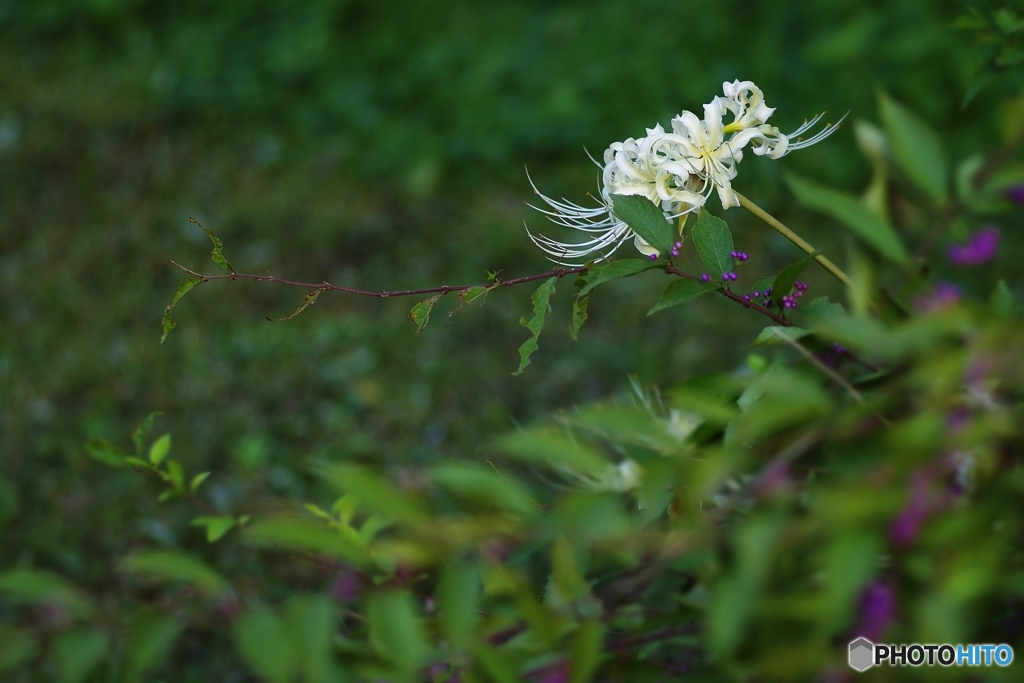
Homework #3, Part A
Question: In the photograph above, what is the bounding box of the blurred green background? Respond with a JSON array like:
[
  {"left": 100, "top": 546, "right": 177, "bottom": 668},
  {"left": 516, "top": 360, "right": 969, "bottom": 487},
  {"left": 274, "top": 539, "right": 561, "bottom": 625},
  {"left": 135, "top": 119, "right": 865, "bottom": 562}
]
[{"left": 0, "top": 0, "right": 1014, "bottom": 678}]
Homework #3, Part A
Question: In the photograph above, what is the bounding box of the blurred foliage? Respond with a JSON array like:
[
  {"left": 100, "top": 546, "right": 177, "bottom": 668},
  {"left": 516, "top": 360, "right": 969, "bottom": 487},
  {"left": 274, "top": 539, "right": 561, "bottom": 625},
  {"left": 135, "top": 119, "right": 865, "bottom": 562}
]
[{"left": 2, "top": 0, "right": 1024, "bottom": 680}]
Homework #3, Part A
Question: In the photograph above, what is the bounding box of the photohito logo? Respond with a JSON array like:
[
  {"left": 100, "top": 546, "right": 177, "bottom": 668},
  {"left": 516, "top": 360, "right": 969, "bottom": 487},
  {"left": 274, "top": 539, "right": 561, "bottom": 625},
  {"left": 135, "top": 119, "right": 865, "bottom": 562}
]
[{"left": 848, "top": 638, "right": 1014, "bottom": 671}]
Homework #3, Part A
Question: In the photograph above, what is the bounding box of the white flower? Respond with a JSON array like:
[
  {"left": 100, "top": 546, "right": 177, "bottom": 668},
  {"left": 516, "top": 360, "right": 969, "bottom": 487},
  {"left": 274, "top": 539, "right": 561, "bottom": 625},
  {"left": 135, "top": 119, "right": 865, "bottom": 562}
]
[{"left": 526, "top": 81, "right": 845, "bottom": 265}]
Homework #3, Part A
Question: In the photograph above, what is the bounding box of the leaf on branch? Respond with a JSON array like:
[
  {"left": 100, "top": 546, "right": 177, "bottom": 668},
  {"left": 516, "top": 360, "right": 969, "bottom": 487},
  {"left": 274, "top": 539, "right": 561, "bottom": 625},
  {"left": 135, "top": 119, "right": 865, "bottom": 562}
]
[
  {"left": 513, "top": 277, "right": 556, "bottom": 375},
  {"left": 648, "top": 278, "right": 717, "bottom": 315},
  {"left": 447, "top": 285, "right": 491, "bottom": 319},
  {"left": 800, "top": 296, "right": 848, "bottom": 324},
  {"left": 267, "top": 289, "right": 323, "bottom": 322},
  {"left": 785, "top": 172, "right": 909, "bottom": 265},
  {"left": 83, "top": 437, "right": 127, "bottom": 468},
  {"left": 191, "top": 516, "right": 237, "bottom": 543},
  {"left": 190, "top": 217, "right": 234, "bottom": 272},
  {"left": 161, "top": 277, "right": 203, "bottom": 343},
  {"left": 569, "top": 292, "right": 589, "bottom": 341},
  {"left": 190, "top": 471, "right": 211, "bottom": 494},
  {"left": 751, "top": 326, "right": 812, "bottom": 346},
  {"left": 149, "top": 434, "right": 171, "bottom": 466},
  {"left": 578, "top": 258, "right": 660, "bottom": 296},
  {"left": 132, "top": 411, "right": 163, "bottom": 455},
  {"left": 771, "top": 255, "right": 815, "bottom": 311},
  {"left": 409, "top": 295, "right": 442, "bottom": 334},
  {"left": 610, "top": 194, "right": 674, "bottom": 255},
  {"left": 751, "top": 276, "right": 776, "bottom": 296},
  {"left": 691, "top": 210, "right": 735, "bottom": 279},
  {"left": 877, "top": 92, "right": 948, "bottom": 205}
]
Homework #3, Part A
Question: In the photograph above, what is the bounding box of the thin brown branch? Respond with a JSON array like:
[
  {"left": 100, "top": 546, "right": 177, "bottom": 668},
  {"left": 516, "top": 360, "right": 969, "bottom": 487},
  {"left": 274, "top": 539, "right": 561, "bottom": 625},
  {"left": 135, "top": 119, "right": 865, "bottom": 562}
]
[{"left": 665, "top": 265, "right": 793, "bottom": 327}]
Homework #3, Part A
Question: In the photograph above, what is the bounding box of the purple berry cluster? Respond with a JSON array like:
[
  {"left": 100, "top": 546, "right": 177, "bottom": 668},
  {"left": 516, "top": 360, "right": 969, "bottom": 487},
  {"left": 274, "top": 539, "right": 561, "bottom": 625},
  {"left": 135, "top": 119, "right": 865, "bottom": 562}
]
[
  {"left": 781, "top": 280, "right": 809, "bottom": 309},
  {"left": 721, "top": 271, "right": 738, "bottom": 281},
  {"left": 730, "top": 250, "right": 749, "bottom": 261},
  {"left": 671, "top": 241, "right": 683, "bottom": 258}
]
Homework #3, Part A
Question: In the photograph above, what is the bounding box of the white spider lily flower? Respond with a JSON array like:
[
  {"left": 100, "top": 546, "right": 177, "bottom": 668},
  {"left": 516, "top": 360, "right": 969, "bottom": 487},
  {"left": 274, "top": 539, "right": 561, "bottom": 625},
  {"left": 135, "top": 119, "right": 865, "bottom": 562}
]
[{"left": 526, "top": 80, "right": 845, "bottom": 264}]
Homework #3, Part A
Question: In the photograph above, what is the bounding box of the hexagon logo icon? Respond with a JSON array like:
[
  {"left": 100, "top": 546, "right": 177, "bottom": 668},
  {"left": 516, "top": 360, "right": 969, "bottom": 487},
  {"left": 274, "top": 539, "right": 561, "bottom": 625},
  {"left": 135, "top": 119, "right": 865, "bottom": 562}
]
[{"left": 849, "top": 637, "right": 875, "bottom": 672}]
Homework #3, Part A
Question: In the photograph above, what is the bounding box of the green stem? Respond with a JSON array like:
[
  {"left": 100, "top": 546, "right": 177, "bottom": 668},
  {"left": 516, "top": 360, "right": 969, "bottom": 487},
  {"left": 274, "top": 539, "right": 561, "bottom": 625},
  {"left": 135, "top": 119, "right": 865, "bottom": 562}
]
[{"left": 735, "top": 192, "right": 852, "bottom": 289}]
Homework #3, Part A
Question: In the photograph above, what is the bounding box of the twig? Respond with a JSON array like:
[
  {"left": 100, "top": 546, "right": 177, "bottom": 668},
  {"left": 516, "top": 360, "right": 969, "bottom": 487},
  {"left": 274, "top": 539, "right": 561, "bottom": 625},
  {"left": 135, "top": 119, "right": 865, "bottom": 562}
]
[
  {"left": 664, "top": 265, "right": 792, "bottom": 327},
  {"left": 771, "top": 328, "right": 865, "bottom": 405}
]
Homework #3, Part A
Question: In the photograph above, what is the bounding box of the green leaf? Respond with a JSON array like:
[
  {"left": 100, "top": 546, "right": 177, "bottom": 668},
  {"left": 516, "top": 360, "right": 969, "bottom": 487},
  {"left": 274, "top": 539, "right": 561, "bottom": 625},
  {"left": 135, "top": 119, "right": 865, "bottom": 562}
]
[
  {"left": 54, "top": 629, "right": 109, "bottom": 683},
  {"left": 191, "top": 217, "right": 233, "bottom": 271},
  {"left": 751, "top": 326, "right": 812, "bottom": 346},
  {"left": 284, "top": 596, "right": 343, "bottom": 683},
  {"left": 513, "top": 277, "right": 556, "bottom": 376},
  {"left": 0, "top": 568, "right": 93, "bottom": 617},
  {"left": 268, "top": 289, "right": 322, "bottom": 322},
  {"left": 333, "top": 494, "right": 358, "bottom": 526},
  {"left": 148, "top": 433, "right": 171, "bottom": 466},
  {"left": 497, "top": 429, "right": 608, "bottom": 477},
  {"left": 165, "top": 459, "right": 184, "bottom": 490},
  {"left": 570, "top": 620, "right": 605, "bottom": 683},
  {"left": 190, "top": 471, "right": 211, "bottom": 493},
  {"left": 429, "top": 462, "right": 537, "bottom": 516},
  {"left": 771, "top": 255, "right": 814, "bottom": 311},
  {"left": 878, "top": 92, "right": 948, "bottom": 204},
  {"left": 991, "top": 279, "right": 1015, "bottom": 315},
  {"left": 119, "top": 550, "right": 230, "bottom": 596},
  {"left": 438, "top": 560, "right": 481, "bottom": 647},
  {"left": 578, "top": 258, "right": 660, "bottom": 296},
  {"left": 191, "top": 516, "right": 238, "bottom": 543},
  {"left": 0, "top": 626, "right": 36, "bottom": 672},
  {"left": 690, "top": 210, "right": 735, "bottom": 279},
  {"left": 248, "top": 518, "right": 370, "bottom": 564},
  {"left": 125, "top": 610, "right": 185, "bottom": 682},
  {"left": 323, "top": 464, "right": 428, "bottom": 527},
  {"left": 648, "top": 278, "right": 716, "bottom": 315},
  {"left": 800, "top": 296, "right": 848, "bottom": 324},
  {"left": 234, "top": 609, "right": 294, "bottom": 683},
  {"left": 367, "top": 590, "right": 429, "bottom": 677},
  {"left": 610, "top": 193, "right": 673, "bottom": 255},
  {"left": 750, "top": 276, "right": 776, "bottom": 295},
  {"left": 132, "top": 411, "right": 162, "bottom": 455},
  {"left": 459, "top": 286, "right": 489, "bottom": 305},
  {"left": 83, "top": 437, "right": 127, "bottom": 468},
  {"left": 161, "top": 277, "right": 203, "bottom": 343},
  {"left": 569, "top": 292, "right": 588, "bottom": 341},
  {"left": 785, "top": 173, "right": 909, "bottom": 265},
  {"left": 408, "top": 295, "right": 440, "bottom": 334}
]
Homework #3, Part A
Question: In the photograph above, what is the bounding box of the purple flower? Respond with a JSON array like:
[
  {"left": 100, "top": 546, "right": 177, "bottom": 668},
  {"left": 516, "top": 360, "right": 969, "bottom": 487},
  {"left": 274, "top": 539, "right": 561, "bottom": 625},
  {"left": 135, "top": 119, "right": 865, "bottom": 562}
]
[
  {"left": 1005, "top": 186, "right": 1024, "bottom": 206},
  {"left": 854, "top": 581, "right": 896, "bottom": 641},
  {"left": 948, "top": 226, "right": 1000, "bottom": 266},
  {"left": 912, "top": 283, "right": 961, "bottom": 312},
  {"left": 890, "top": 471, "right": 932, "bottom": 547}
]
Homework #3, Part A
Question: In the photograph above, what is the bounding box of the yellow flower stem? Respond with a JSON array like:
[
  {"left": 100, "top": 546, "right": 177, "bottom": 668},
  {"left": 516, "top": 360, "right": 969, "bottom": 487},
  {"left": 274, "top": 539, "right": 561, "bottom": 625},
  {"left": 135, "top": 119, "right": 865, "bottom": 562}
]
[{"left": 735, "top": 192, "right": 852, "bottom": 290}]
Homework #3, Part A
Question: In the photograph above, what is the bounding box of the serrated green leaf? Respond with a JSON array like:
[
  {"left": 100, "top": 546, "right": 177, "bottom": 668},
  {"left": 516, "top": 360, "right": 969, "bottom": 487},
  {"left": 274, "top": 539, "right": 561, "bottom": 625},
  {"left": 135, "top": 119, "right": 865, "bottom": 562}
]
[
  {"left": 120, "top": 550, "right": 230, "bottom": 596},
  {"left": 191, "top": 217, "right": 233, "bottom": 271},
  {"left": 578, "top": 258, "right": 660, "bottom": 296},
  {"left": 190, "top": 471, "right": 211, "bottom": 494},
  {"left": 691, "top": 210, "right": 735, "bottom": 278},
  {"left": 569, "top": 293, "right": 589, "bottom": 341},
  {"left": 648, "top": 278, "right": 716, "bottom": 315},
  {"left": 771, "top": 255, "right": 815, "bottom": 311},
  {"left": 459, "top": 286, "right": 489, "bottom": 304},
  {"left": 751, "top": 326, "right": 812, "bottom": 346},
  {"left": 785, "top": 173, "right": 908, "bottom": 265},
  {"left": 83, "top": 437, "right": 127, "bottom": 468},
  {"left": 268, "top": 289, "right": 322, "bottom": 322},
  {"left": 191, "top": 516, "right": 237, "bottom": 543},
  {"left": 161, "top": 277, "right": 203, "bottom": 343},
  {"left": 408, "top": 295, "right": 441, "bottom": 334},
  {"left": 800, "top": 296, "right": 848, "bottom": 324},
  {"left": 132, "top": 412, "right": 162, "bottom": 455},
  {"left": 513, "top": 277, "right": 556, "bottom": 376},
  {"left": 610, "top": 194, "right": 673, "bottom": 255},
  {"left": 149, "top": 433, "right": 171, "bottom": 466},
  {"left": 54, "top": 628, "right": 109, "bottom": 683},
  {"left": 878, "top": 92, "right": 948, "bottom": 204}
]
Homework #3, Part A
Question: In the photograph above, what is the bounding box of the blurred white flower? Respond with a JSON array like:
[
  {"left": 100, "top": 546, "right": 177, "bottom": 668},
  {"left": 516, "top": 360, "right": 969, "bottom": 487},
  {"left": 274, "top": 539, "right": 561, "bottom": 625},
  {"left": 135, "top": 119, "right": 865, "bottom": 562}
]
[{"left": 526, "top": 80, "right": 845, "bottom": 264}]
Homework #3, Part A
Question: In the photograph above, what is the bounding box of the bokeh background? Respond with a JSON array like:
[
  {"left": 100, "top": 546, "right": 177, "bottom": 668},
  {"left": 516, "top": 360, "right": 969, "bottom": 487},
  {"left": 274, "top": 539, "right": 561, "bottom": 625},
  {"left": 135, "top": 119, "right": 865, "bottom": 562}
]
[{"left": 0, "top": 0, "right": 1015, "bottom": 679}]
